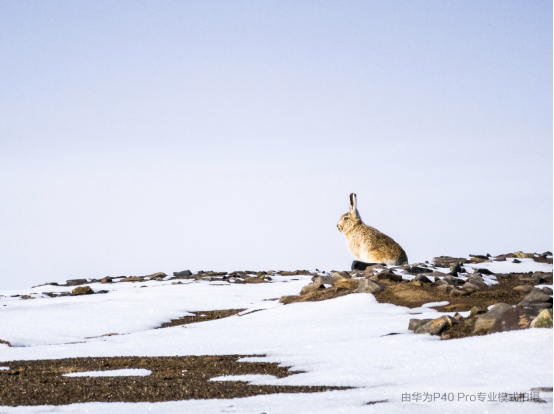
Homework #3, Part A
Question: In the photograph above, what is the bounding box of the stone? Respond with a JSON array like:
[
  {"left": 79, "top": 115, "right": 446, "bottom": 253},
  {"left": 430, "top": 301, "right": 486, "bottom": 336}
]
[
  {"left": 493, "top": 255, "right": 507, "bottom": 262},
  {"left": 20, "top": 295, "right": 35, "bottom": 300},
  {"left": 375, "top": 272, "right": 403, "bottom": 282},
  {"left": 101, "top": 277, "right": 112, "bottom": 284},
  {"left": 449, "top": 263, "right": 462, "bottom": 275},
  {"left": 66, "top": 279, "right": 88, "bottom": 286},
  {"left": 335, "top": 279, "right": 359, "bottom": 290},
  {"left": 514, "top": 251, "right": 535, "bottom": 259},
  {"left": 542, "top": 287, "right": 553, "bottom": 295},
  {"left": 406, "top": 266, "right": 433, "bottom": 275},
  {"left": 300, "top": 283, "right": 324, "bottom": 295},
  {"left": 449, "top": 288, "right": 470, "bottom": 297},
  {"left": 313, "top": 276, "right": 335, "bottom": 286},
  {"left": 72, "top": 286, "right": 93, "bottom": 295},
  {"left": 469, "top": 306, "right": 488, "bottom": 318},
  {"left": 432, "top": 256, "right": 468, "bottom": 267},
  {"left": 279, "top": 295, "right": 301, "bottom": 305},
  {"left": 530, "top": 309, "right": 553, "bottom": 328},
  {"left": 470, "top": 254, "right": 489, "bottom": 260},
  {"left": 357, "top": 279, "right": 384, "bottom": 293},
  {"left": 408, "top": 319, "right": 432, "bottom": 332},
  {"left": 488, "top": 306, "right": 541, "bottom": 333},
  {"left": 173, "top": 270, "right": 192, "bottom": 278},
  {"left": 473, "top": 303, "right": 513, "bottom": 333},
  {"left": 474, "top": 268, "right": 494, "bottom": 275},
  {"left": 518, "top": 288, "right": 553, "bottom": 308},
  {"left": 120, "top": 276, "right": 145, "bottom": 283},
  {"left": 512, "top": 259, "right": 521, "bottom": 263},
  {"left": 437, "top": 285, "right": 453, "bottom": 294},
  {"left": 443, "top": 276, "right": 464, "bottom": 286},
  {"left": 452, "top": 312, "right": 464, "bottom": 322},
  {"left": 519, "top": 274, "right": 547, "bottom": 285},
  {"left": 242, "top": 276, "right": 268, "bottom": 284},
  {"left": 352, "top": 260, "right": 385, "bottom": 271},
  {"left": 0, "top": 339, "right": 12, "bottom": 347},
  {"left": 415, "top": 316, "right": 457, "bottom": 335},
  {"left": 332, "top": 271, "right": 351, "bottom": 280},
  {"left": 362, "top": 267, "right": 375, "bottom": 277},
  {"left": 513, "top": 285, "right": 534, "bottom": 294},
  {"left": 413, "top": 274, "right": 432, "bottom": 283},
  {"left": 147, "top": 272, "right": 167, "bottom": 279},
  {"left": 542, "top": 251, "right": 553, "bottom": 256}
]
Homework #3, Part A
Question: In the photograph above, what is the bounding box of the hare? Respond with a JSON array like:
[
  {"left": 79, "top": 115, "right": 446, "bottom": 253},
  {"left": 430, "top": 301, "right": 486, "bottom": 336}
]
[{"left": 337, "top": 193, "right": 408, "bottom": 266}]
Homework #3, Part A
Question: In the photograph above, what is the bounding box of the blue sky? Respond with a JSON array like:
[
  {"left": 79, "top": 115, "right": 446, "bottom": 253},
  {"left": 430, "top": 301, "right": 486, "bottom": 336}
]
[{"left": 0, "top": 1, "right": 552, "bottom": 288}]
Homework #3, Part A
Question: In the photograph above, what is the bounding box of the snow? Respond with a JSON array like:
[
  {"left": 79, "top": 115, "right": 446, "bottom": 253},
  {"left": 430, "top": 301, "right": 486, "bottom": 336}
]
[
  {"left": 209, "top": 374, "right": 279, "bottom": 383},
  {"left": 0, "top": 259, "right": 552, "bottom": 413},
  {"left": 63, "top": 369, "right": 151, "bottom": 377},
  {"left": 0, "top": 366, "right": 9, "bottom": 370}
]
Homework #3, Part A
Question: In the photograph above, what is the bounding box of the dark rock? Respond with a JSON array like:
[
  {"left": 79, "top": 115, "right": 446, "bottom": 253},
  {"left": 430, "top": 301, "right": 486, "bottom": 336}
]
[
  {"left": 72, "top": 286, "right": 93, "bottom": 295},
  {"left": 474, "top": 268, "right": 494, "bottom": 275},
  {"left": 530, "top": 309, "right": 553, "bottom": 328},
  {"left": 173, "top": 270, "right": 192, "bottom": 278},
  {"left": 351, "top": 261, "right": 385, "bottom": 271},
  {"left": 512, "top": 259, "right": 521, "bottom": 263},
  {"left": 443, "top": 276, "right": 464, "bottom": 286},
  {"left": 518, "top": 288, "right": 553, "bottom": 308},
  {"left": 313, "top": 276, "right": 335, "bottom": 286},
  {"left": 519, "top": 274, "right": 547, "bottom": 285},
  {"left": 408, "top": 319, "right": 432, "bottom": 332},
  {"left": 432, "top": 256, "right": 468, "bottom": 267},
  {"left": 449, "top": 263, "right": 462, "bottom": 275},
  {"left": 20, "top": 295, "right": 35, "bottom": 300},
  {"left": 357, "top": 279, "right": 384, "bottom": 293},
  {"left": 473, "top": 303, "right": 513, "bottom": 333},
  {"left": 335, "top": 279, "right": 359, "bottom": 290},
  {"left": 542, "top": 287, "right": 553, "bottom": 295},
  {"left": 488, "top": 306, "right": 541, "bottom": 333},
  {"left": 415, "top": 316, "right": 457, "bottom": 335},
  {"left": 96, "top": 290, "right": 109, "bottom": 294},
  {"left": 66, "top": 279, "right": 88, "bottom": 286},
  {"left": 101, "top": 277, "right": 112, "bottom": 284},
  {"left": 413, "top": 274, "right": 431, "bottom": 283},
  {"left": 0, "top": 339, "right": 11, "bottom": 347},
  {"left": 406, "top": 266, "right": 433, "bottom": 275},
  {"left": 375, "top": 272, "right": 403, "bottom": 282},
  {"left": 542, "top": 251, "right": 553, "bottom": 256}
]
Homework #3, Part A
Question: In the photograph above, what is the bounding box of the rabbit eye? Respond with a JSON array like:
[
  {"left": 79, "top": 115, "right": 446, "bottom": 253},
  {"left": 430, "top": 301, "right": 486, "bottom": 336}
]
[{"left": 343, "top": 217, "right": 348, "bottom": 220}]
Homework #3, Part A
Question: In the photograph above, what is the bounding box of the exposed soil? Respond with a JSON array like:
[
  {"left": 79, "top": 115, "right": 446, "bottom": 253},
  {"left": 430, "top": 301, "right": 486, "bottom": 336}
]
[
  {"left": 157, "top": 309, "right": 246, "bottom": 328},
  {"left": 283, "top": 272, "right": 553, "bottom": 313},
  {"left": 0, "top": 355, "right": 347, "bottom": 406},
  {"left": 375, "top": 273, "right": 549, "bottom": 312}
]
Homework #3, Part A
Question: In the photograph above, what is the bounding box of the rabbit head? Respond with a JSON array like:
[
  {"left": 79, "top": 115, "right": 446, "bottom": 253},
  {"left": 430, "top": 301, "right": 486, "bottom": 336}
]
[{"left": 337, "top": 193, "right": 362, "bottom": 233}]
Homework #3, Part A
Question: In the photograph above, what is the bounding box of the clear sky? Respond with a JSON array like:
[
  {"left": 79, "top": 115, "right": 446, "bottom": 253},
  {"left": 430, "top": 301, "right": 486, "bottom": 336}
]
[{"left": 0, "top": 1, "right": 552, "bottom": 289}]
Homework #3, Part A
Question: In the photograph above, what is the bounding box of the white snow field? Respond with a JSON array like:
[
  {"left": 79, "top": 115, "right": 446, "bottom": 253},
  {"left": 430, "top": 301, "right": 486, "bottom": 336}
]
[
  {"left": 63, "top": 369, "right": 152, "bottom": 377},
  {"left": 0, "top": 258, "right": 552, "bottom": 413}
]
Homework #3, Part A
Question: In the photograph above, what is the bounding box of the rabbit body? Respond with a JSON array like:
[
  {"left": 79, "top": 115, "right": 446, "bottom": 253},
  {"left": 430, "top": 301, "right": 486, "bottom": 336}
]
[{"left": 337, "top": 193, "right": 408, "bottom": 266}]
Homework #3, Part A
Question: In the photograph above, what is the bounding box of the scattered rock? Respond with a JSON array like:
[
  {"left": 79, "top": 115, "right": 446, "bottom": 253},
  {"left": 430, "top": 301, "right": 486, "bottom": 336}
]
[
  {"left": 332, "top": 271, "right": 351, "bottom": 280},
  {"left": 530, "top": 309, "right": 553, "bottom": 328},
  {"left": 469, "top": 306, "right": 488, "bottom": 318},
  {"left": 406, "top": 266, "right": 433, "bottom": 275},
  {"left": 300, "top": 283, "right": 324, "bottom": 296},
  {"left": 513, "top": 285, "right": 534, "bottom": 294},
  {"left": 101, "top": 277, "right": 112, "bottom": 284},
  {"left": 351, "top": 261, "right": 384, "bottom": 271},
  {"left": 147, "top": 272, "right": 167, "bottom": 280},
  {"left": 278, "top": 295, "right": 301, "bottom": 304},
  {"left": 449, "top": 263, "right": 462, "bottom": 275},
  {"left": 121, "top": 276, "right": 145, "bottom": 283},
  {"left": 432, "top": 256, "right": 468, "bottom": 267},
  {"left": 443, "top": 276, "right": 464, "bottom": 286},
  {"left": 512, "top": 259, "right": 521, "bottom": 263},
  {"left": 20, "top": 295, "right": 35, "bottom": 300},
  {"left": 415, "top": 316, "right": 457, "bottom": 335},
  {"left": 66, "top": 279, "right": 88, "bottom": 286},
  {"left": 473, "top": 303, "right": 513, "bottom": 334},
  {"left": 514, "top": 251, "right": 535, "bottom": 259},
  {"left": 173, "top": 270, "right": 192, "bottom": 278},
  {"left": 408, "top": 319, "right": 432, "bottom": 331},
  {"left": 374, "top": 272, "right": 403, "bottom": 282},
  {"left": 437, "top": 285, "right": 453, "bottom": 294},
  {"left": 413, "top": 274, "right": 432, "bottom": 283},
  {"left": 542, "top": 287, "right": 553, "bottom": 295},
  {"left": 519, "top": 274, "right": 547, "bottom": 284},
  {"left": 357, "top": 279, "right": 384, "bottom": 293},
  {"left": 334, "top": 279, "right": 359, "bottom": 291},
  {"left": 488, "top": 306, "right": 540, "bottom": 333},
  {"left": 474, "top": 268, "right": 494, "bottom": 275},
  {"left": 242, "top": 277, "right": 268, "bottom": 284},
  {"left": 312, "top": 276, "right": 334, "bottom": 286},
  {"left": 72, "top": 286, "right": 93, "bottom": 295},
  {"left": 0, "top": 339, "right": 12, "bottom": 347},
  {"left": 518, "top": 288, "right": 553, "bottom": 308}
]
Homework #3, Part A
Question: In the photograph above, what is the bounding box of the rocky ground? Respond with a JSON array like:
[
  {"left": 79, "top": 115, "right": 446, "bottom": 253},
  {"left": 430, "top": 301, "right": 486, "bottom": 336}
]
[{"left": 0, "top": 250, "right": 552, "bottom": 410}]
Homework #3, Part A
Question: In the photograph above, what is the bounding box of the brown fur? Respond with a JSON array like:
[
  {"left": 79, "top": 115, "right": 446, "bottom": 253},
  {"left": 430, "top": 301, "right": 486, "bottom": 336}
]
[{"left": 337, "top": 193, "right": 408, "bottom": 265}]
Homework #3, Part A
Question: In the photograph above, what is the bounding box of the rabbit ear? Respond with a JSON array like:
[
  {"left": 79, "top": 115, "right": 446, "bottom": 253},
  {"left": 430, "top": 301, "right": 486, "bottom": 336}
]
[{"left": 349, "top": 193, "right": 361, "bottom": 219}]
